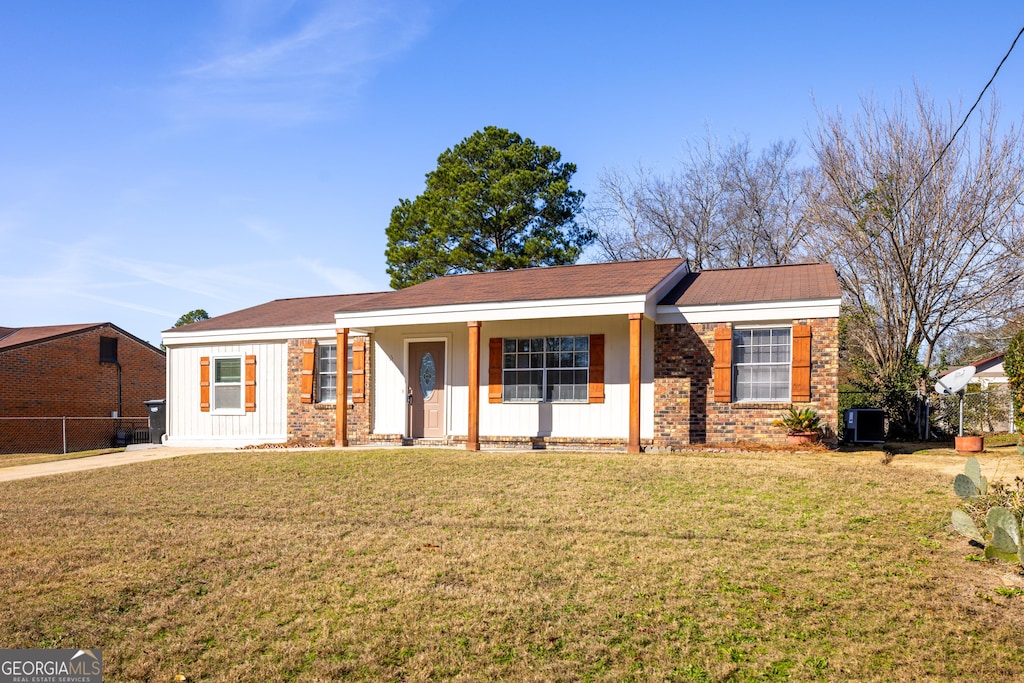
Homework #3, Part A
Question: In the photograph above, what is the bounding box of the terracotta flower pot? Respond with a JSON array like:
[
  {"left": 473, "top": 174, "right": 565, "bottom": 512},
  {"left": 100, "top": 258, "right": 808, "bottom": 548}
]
[
  {"left": 955, "top": 435, "right": 984, "bottom": 454},
  {"left": 787, "top": 431, "right": 820, "bottom": 447}
]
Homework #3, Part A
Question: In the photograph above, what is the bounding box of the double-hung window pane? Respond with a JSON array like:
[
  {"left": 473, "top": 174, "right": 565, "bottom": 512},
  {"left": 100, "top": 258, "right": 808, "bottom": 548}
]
[
  {"left": 315, "top": 339, "right": 356, "bottom": 403},
  {"left": 733, "top": 328, "right": 790, "bottom": 401},
  {"left": 502, "top": 336, "right": 589, "bottom": 402},
  {"left": 315, "top": 342, "right": 354, "bottom": 403},
  {"left": 318, "top": 344, "right": 337, "bottom": 403},
  {"left": 213, "top": 357, "right": 242, "bottom": 410}
]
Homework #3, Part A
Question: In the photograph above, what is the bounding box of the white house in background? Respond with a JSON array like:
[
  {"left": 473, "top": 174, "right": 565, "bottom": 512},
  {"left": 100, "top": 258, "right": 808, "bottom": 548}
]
[
  {"left": 161, "top": 259, "right": 842, "bottom": 452},
  {"left": 941, "top": 353, "right": 1016, "bottom": 434},
  {"left": 966, "top": 354, "right": 1008, "bottom": 389}
]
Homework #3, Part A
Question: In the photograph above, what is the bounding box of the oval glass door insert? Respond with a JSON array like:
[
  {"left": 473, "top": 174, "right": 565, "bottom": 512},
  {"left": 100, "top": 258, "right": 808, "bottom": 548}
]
[{"left": 419, "top": 353, "right": 436, "bottom": 400}]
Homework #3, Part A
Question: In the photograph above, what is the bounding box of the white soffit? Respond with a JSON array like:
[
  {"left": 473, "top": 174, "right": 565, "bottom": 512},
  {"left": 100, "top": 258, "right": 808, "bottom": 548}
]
[
  {"left": 657, "top": 298, "right": 841, "bottom": 324},
  {"left": 334, "top": 294, "right": 653, "bottom": 328},
  {"left": 162, "top": 324, "right": 357, "bottom": 347}
]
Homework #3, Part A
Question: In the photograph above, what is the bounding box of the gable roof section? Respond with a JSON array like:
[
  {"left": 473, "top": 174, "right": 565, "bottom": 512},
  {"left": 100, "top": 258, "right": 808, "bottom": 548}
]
[
  {"left": 368, "top": 258, "right": 689, "bottom": 311},
  {"left": 656, "top": 263, "right": 842, "bottom": 324},
  {"left": 164, "top": 259, "right": 843, "bottom": 342},
  {"left": 0, "top": 323, "right": 164, "bottom": 354},
  {"left": 167, "top": 292, "right": 391, "bottom": 334},
  {"left": 940, "top": 354, "right": 1006, "bottom": 380},
  {"left": 332, "top": 258, "right": 690, "bottom": 328},
  {"left": 660, "top": 263, "right": 841, "bottom": 306},
  {"left": 970, "top": 353, "right": 1005, "bottom": 374},
  {"left": 0, "top": 323, "right": 105, "bottom": 351}
]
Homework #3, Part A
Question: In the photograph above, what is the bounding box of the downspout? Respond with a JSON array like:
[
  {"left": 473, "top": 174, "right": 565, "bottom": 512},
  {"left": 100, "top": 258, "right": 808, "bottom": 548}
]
[
  {"left": 116, "top": 361, "right": 123, "bottom": 419},
  {"left": 100, "top": 357, "right": 122, "bottom": 418}
]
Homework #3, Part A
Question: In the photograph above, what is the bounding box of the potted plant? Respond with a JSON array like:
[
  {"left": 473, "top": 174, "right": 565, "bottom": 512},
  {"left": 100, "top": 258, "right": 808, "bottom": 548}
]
[
  {"left": 954, "top": 432, "right": 985, "bottom": 454},
  {"left": 774, "top": 406, "right": 822, "bottom": 446}
]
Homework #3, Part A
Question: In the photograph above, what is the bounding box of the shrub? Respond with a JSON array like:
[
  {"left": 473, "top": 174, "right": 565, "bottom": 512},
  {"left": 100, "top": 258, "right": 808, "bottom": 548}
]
[{"left": 1005, "top": 329, "right": 1024, "bottom": 437}]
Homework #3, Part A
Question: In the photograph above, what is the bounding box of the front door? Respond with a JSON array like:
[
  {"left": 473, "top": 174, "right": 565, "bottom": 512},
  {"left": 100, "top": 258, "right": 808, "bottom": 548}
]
[{"left": 409, "top": 342, "right": 445, "bottom": 438}]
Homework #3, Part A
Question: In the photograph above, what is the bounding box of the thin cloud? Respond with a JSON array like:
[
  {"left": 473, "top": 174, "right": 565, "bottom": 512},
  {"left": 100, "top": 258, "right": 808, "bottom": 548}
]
[
  {"left": 241, "top": 217, "right": 281, "bottom": 243},
  {"left": 296, "top": 257, "right": 383, "bottom": 293},
  {"left": 165, "top": 0, "right": 432, "bottom": 124}
]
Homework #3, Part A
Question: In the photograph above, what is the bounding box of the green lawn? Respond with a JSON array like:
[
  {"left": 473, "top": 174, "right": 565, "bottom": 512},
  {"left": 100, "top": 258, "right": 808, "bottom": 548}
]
[{"left": 1, "top": 447, "right": 1022, "bottom": 681}]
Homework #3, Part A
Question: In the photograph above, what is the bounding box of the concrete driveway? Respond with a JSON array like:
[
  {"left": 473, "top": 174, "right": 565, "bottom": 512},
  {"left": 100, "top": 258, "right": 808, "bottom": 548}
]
[{"left": 0, "top": 444, "right": 233, "bottom": 482}]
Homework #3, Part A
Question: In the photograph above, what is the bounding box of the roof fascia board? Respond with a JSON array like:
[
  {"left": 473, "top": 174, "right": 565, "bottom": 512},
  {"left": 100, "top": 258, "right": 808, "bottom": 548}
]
[
  {"left": 656, "top": 298, "right": 841, "bottom": 324},
  {"left": 644, "top": 262, "right": 692, "bottom": 319},
  {"left": 162, "top": 323, "right": 341, "bottom": 347},
  {"left": 335, "top": 294, "right": 651, "bottom": 329}
]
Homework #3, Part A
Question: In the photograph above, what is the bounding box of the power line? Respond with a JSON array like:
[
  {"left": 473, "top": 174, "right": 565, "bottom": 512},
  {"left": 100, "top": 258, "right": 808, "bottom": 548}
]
[{"left": 900, "top": 25, "right": 1024, "bottom": 212}]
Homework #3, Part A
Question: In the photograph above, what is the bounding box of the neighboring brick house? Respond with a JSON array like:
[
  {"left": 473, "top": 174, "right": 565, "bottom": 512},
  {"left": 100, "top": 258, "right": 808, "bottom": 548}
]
[
  {"left": 0, "top": 323, "right": 166, "bottom": 451},
  {"left": 163, "top": 260, "right": 841, "bottom": 451}
]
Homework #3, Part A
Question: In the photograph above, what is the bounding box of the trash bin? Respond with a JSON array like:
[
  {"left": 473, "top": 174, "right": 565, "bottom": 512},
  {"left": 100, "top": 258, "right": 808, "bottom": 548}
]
[{"left": 144, "top": 399, "right": 166, "bottom": 444}]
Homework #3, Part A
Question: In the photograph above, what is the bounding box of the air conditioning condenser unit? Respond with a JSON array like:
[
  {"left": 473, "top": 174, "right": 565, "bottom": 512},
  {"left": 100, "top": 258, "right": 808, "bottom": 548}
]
[{"left": 844, "top": 408, "right": 886, "bottom": 444}]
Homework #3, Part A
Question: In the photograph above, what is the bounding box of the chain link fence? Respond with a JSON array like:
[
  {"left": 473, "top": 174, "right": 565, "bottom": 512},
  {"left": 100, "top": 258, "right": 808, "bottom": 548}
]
[
  {"left": 933, "top": 385, "right": 1014, "bottom": 436},
  {"left": 0, "top": 417, "right": 151, "bottom": 455},
  {"left": 839, "top": 385, "right": 1017, "bottom": 441}
]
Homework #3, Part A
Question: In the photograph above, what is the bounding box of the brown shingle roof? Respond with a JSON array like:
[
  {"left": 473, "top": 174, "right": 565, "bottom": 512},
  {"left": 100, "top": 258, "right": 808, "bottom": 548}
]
[
  {"left": 0, "top": 323, "right": 106, "bottom": 351},
  {"left": 167, "top": 260, "right": 839, "bottom": 335},
  {"left": 0, "top": 323, "right": 163, "bottom": 354},
  {"left": 167, "top": 292, "right": 391, "bottom": 333},
  {"left": 365, "top": 258, "right": 688, "bottom": 311},
  {"left": 660, "top": 263, "right": 841, "bottom": 306}
]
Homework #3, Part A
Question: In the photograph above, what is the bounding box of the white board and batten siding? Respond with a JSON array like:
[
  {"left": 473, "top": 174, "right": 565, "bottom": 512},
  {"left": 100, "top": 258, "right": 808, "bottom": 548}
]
[
  {"left": 165, "top": 342, "right": 289, "bottom": 447},
  {"left": 371, "top": 324, "right": 466, "bottom": 437},
  {"left": 370, "top": 316, "right": 655, "bottom": 441},
  {"left": 481, "top": 316, "right": 655, "bottom": 440}
]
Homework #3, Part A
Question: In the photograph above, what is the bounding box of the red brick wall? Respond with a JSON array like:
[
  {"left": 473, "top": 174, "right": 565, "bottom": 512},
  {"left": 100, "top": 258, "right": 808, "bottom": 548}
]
[
  {"left": 285, "top": 338, "right": 371, "bottom": 445},
  {"left": 0, "top": 325, "right": 165, "bottom": 418},
  {"left": 654, "top": 318, "right": 839, "bottom": 448}
]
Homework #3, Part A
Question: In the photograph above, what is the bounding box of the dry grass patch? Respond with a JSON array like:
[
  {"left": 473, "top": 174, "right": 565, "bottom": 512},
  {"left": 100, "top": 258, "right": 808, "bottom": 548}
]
[
  {"left": 1, "top": 448, "right": 1023, "bottom": 681},
  {"left": 0, "top": 447, "right": 123, "bottom": 469}
]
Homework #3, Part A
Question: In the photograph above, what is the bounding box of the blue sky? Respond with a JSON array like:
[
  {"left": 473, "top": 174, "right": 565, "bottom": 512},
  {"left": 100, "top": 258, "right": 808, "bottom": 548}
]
[{"left": 1, "top": 1, "right": 1022, "bottom": 348}]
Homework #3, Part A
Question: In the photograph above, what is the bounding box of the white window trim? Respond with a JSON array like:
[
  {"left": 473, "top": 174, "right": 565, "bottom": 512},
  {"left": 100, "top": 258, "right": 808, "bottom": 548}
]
[
  {"left": 211, "top": 354, "right": 246, "bottom": 415},
  {"left": 315, "top": 340, "right": 356, "bottom": 406},
  {"left": 502, "top": 335, "right": 591, "bottom": 404},
  {"left": 732, "top": 324, "right": 792, "bottom": 403},
  {"left": 316, "top": 343, "right": 338, "bottom": 405}
]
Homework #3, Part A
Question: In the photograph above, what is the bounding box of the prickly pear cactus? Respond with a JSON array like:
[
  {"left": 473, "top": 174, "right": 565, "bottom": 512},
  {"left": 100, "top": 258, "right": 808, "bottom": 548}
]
[
  {"left": 984, "top": 507, "right": 1021, "bottom": 564},
  {"left": 954, "top": 474, "right": 980, "bottom": 500},
  {"left": 951, "top": 457, "right": 1024, "bottom": 570},
  {"left": 964, "top": 456, "right": 988, "bottom": 495},
  {"left": 951, "top": 508, "right": 984, "bottom": 544}
]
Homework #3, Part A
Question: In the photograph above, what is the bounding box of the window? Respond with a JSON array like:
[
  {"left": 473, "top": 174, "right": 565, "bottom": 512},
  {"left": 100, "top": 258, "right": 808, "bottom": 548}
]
[
  {"left": 503, "top": 336, "right": 589, "bottom": 402},
  {"left": 317, "top": 344, "right": 337, "bottom": 402},
  {"left": 315, "top": 343, "right": 354, "bottom": 403},
  {"left": 213, "top": 356, "right": 243, "bottom": 410},
  {"left": 99, "top": 337, "right": 118, "bottom": 363},
  {"left": 733, "top": 327, "right": 791, "bottom": 402}
]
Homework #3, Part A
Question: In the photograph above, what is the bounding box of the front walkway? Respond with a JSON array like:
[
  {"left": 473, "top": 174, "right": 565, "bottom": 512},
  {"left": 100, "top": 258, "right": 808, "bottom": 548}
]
[{"left": 0, "top": 444, "right": 233, "bottom": 482}]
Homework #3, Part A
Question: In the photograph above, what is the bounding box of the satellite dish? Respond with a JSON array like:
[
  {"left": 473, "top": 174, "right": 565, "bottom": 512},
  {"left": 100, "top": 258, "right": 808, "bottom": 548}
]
[{"left": 935, "top": 365, "right": 976, "bottom": 395}]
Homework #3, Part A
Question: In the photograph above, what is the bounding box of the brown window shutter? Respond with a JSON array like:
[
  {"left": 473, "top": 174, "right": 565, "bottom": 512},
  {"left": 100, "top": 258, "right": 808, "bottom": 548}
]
[
  {"left": 199, "top": 356, "right": 210, "bottom": 412},
  {"left": 588, "top": 334, "right": 605, "bottom": 403},
  {"left": 300, "top": 342, "right": 316, "bottom": 403},
  {"left": 791, "top": 324, "right": 812, "bottom": 402},
  {"left": 351, "top": 338, "right": 366, "bottom": 403},
  {"left": 713, "top": 325, "right": 733, "bottom": 403},
  {"left": 488, "top": 338, "right": 503, "bottom": 403},
  {"left": 245, "top": 355, "right": 256, "bottom": 412}
]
